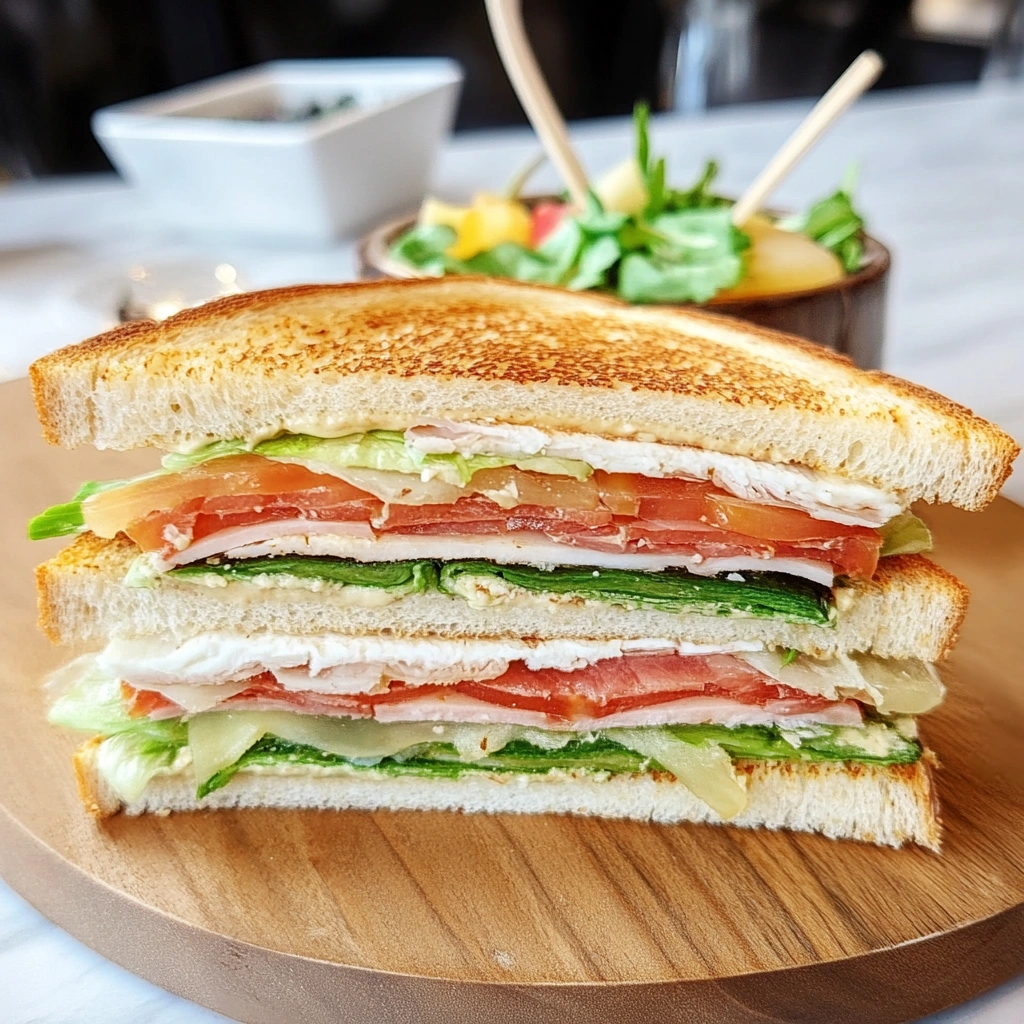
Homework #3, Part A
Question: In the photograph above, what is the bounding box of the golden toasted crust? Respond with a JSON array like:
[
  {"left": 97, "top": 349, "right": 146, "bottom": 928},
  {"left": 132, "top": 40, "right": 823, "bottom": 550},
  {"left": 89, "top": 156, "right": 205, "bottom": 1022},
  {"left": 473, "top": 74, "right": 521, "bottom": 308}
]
[
  {"left": 72, "top": 737, "right": 113, "bottom": 818},
  {"left": 69, "top": 737, "right": 941, "bottom": 848},
  {"left": 870, "top": 554, "right": 970, "bottom": 653},
  {"left": 30, "top": 277, "right": 1018, "bottom": 509}
]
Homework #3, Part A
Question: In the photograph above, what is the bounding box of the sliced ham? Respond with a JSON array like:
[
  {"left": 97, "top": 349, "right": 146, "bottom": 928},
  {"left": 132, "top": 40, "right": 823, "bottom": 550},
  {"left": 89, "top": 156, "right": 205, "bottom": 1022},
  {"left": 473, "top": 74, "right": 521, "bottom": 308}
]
[
  {"left": 156, "top": 526, "right": 837, "bottom": 586},
  {"left": 371, "top": 691, "right": 863, "bottom": 730},
  {"left": 122, "top": 651, "right": 863, "bottom": 730}
]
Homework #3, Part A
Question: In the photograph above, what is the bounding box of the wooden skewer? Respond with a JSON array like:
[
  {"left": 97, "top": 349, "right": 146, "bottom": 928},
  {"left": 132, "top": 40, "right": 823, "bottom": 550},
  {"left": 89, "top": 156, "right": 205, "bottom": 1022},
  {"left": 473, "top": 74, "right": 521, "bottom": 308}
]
[
  {"left": 730, "top": 50, "right": 884, "bottom": 227},
  {"left": 484, "top": 0, "right": 589, "bottom": 207}
]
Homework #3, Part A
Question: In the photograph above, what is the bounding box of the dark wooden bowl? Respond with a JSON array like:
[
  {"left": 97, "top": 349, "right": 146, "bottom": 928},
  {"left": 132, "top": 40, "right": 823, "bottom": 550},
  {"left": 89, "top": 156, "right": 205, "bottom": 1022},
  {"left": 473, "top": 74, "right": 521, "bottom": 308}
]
[{"left": 358, "top": 205, "right": 891, "bottom": 369}]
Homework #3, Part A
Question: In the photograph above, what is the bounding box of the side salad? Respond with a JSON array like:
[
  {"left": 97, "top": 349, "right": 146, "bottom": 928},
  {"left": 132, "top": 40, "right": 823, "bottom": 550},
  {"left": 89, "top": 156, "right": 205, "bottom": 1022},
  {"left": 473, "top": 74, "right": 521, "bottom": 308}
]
[{"left": 390, "top": 103, "right": 867, "bottom": 305}]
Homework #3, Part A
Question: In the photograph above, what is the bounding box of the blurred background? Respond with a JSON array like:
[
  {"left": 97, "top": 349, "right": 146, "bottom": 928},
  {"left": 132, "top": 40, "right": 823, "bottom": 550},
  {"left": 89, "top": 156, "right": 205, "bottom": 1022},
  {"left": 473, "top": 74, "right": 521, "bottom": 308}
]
[{"left": 1, "top": 0, "right": 1022, "bottom": 180}]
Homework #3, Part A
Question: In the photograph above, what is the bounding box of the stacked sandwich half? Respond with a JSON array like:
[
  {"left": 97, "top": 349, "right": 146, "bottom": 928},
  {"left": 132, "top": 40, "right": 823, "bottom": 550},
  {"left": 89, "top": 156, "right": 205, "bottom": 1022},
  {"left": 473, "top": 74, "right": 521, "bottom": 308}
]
[{"left": 30, "top": 279, "right": 1017, "bottom": 848}]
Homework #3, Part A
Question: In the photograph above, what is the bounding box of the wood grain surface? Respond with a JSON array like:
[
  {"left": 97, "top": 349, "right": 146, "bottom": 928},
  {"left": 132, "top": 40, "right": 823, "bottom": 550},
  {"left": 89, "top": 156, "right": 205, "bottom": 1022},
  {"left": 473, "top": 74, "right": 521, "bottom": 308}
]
[{"left": 0, "top": 376, "right": 1022, "bottom": 1024}]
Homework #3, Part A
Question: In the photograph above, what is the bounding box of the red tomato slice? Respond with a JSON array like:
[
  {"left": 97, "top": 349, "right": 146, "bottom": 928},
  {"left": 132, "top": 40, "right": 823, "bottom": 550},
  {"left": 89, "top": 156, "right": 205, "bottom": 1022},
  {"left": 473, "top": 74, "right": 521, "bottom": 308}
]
[
  {"left": 471, "top": 466, "right": 600, "bottom": 510},
  {"left": 529, "top": 201, "right": 569, "bottom": 247},
  {"left": 98, "top": 453, "right": 883, "bottom": 581},
  {"left": 705, "top": 491, "right": 864, "bottom": 542},
  {"left": 85, "top": 455, "right": 374, "bottom": 539}
]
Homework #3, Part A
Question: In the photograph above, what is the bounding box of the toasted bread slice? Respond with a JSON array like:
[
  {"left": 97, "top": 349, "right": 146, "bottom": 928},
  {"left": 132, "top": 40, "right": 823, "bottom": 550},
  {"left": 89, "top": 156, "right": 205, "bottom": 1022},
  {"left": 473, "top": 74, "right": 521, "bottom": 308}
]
[
  {"left": 38, "top": 533, "right": 968, "bottom": 661},
  {"left": 72, "top": 738, "right": 941, "bottom": 850},
  {"left": 30, "top": 278, "right": 1017, "bottom": 509}
]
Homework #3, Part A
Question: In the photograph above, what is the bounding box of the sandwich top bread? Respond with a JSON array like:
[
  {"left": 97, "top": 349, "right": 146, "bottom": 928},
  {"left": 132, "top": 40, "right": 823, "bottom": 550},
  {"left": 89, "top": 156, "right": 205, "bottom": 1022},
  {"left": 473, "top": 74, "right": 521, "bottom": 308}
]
[{"left": 30, "top": 277, "right": 1018, "bottom": 509}]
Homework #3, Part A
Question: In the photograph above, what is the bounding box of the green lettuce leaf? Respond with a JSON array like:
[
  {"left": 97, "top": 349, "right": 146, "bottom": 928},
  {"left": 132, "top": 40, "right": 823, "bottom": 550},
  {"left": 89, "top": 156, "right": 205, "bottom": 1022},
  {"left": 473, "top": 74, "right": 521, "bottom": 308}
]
[
  {"left": 617, "top": 208, "right": 746, "bottom": 303},
  {"left": 48, "top": 661, "right": 188, "bottom": 745},
  {"left": 438, "top": 560, "right": 835, "bottom": 624},
  {"left": 388, "top": 223, "right": 464, "bottom": 276},
  {"left": 95, "top": 732, "right": 184, "bottom": 804},
  {"left": 165, "top": 430, "right": 592, "bottom": 486},
  {"left": 28, "top": 479, "right": 132, "bottom": 541},
  {"left": 879, "top": 512, "right": 933, "bottom": 557}
]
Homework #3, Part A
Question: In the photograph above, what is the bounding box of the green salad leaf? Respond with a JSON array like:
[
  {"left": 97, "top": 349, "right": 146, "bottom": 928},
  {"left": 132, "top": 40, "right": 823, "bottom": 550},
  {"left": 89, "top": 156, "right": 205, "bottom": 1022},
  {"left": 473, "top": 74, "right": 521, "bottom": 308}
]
[
  {"left": 95, "top": 732, "right": 185, "bottom": 804},
  {"left": 878, "top": 512, "right": 933, "bottom": 557},
  {"left": 29, "top": 430, "right": 594, "bottom": 539},
  {"left": 618, "top": 208, "right": 745, "bottom": 303},
  {"left": 781, "top": 166, "right": 866, "bottom": 273},
  {"left": 169, "top": 556, "right": 438, "bottom": 592},
  {"left": 49, "top": 662, "right": 188, "bottom": 745},
  {"left": 389, "top": 102, "right": 750, "bottom": 303},
  {"left": 165, "top": 430, "right": 591, "bottom": 486},
  {"left": 28, "top": 479, "right": 132, "bottom": 541},
  {"left": 438, "top": 560, "right": 835, "bottom": 625}
]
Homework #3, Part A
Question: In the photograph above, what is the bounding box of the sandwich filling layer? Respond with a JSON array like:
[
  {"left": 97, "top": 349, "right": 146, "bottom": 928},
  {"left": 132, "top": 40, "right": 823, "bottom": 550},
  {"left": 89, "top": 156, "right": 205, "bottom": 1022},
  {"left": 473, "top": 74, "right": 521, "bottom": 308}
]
[
  {"left": 31, "top": 430, "right": 932, "bottom": 589},
  {"left": 51, "top": 640, "right": 939, "bottom": 818}
]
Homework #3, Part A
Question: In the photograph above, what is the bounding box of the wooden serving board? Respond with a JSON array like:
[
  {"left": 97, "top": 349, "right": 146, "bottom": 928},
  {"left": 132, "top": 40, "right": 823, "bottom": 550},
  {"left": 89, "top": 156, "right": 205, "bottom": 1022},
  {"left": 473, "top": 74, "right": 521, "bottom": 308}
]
[{"left": 1, "top": 377, "right": 1022, "bottom": 1024}]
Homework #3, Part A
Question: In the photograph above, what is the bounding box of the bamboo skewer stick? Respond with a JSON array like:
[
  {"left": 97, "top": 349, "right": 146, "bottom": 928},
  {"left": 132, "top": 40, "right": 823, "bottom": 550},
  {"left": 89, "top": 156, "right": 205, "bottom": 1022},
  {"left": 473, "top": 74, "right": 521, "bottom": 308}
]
[
  {"left": 730, "top": 51, "right": 884, "bottom": 227},
  {"left": 484, "top": 0, "right": 589, "bottom": 207}
]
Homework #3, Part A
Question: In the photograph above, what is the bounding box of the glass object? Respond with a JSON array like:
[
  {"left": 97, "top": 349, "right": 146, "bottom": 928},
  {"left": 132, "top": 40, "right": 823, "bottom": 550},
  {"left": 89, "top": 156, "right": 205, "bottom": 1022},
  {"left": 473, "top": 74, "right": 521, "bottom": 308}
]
[
  {"left": 72, "top": 261, "right": 246, "bottom": 326},
  {"left": 660, "top": 0, "right": 757, "bottom": 113}
]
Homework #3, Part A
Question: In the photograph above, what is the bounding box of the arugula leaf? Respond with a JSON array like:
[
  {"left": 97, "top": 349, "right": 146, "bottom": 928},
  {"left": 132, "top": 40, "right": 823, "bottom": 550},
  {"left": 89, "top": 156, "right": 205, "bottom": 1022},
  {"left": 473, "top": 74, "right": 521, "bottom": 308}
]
[
  {"left": 635, "top": 100, "right": 651, "bottom": 178},
  {"left": 664, "top": 159, "right": 731, "bottom": 211},
  {"left": 643, "top": 156, "right": 667, "bottom": 218},
  {"left": 781, "top": 168, "right": 867, "bottom": 273},
  {"left": 193, "top": 719, "right": 920, "bottom": 799},
  {"left": 169, "top": 557, "right": 438, "bottom": 592},
  {"left": 438, "top": 560, "right": 835, "bottom": 624}
]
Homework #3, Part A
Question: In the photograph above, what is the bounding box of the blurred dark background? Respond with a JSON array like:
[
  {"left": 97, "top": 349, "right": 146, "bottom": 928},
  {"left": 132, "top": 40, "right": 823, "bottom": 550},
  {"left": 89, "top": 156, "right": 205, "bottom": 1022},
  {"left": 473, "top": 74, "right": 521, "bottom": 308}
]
[{"left": 1, "top": 0, "right": 1021, "bottom": 178}]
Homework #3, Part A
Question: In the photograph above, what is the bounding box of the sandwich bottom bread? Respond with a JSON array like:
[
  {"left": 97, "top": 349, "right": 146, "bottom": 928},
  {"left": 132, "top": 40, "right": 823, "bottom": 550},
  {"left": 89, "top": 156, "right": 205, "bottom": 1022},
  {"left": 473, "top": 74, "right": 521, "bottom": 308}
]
[
  {"left": 42, "top": 536, "right": 957, "bottom": 850},
  {"left": 74, "top": 736, "right": 941, "bottom": 850}
]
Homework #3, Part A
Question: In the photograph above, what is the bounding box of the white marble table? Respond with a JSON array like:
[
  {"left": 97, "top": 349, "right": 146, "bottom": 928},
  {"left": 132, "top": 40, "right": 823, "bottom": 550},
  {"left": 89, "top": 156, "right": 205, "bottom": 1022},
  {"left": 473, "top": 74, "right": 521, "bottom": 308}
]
[{"left": 1, "top": 81, "right": 1022, "bottom": 1022}]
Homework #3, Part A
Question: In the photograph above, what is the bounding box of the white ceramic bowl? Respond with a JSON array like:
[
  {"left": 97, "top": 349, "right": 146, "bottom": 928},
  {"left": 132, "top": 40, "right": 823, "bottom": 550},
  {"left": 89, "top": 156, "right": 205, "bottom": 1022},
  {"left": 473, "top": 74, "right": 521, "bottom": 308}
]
[{"left": 92, "top": 59, "right": 463, "bottom": 244}]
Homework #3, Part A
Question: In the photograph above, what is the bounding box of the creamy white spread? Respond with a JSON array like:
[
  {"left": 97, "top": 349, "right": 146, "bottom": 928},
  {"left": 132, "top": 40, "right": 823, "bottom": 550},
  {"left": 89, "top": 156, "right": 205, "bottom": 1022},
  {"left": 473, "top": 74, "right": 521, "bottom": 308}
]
[
  {"left": 405, "top": 420, "right": 901, "bottom": 527},
  {"left": 98, "top": 633, "right": 765, "bottom": 694}
]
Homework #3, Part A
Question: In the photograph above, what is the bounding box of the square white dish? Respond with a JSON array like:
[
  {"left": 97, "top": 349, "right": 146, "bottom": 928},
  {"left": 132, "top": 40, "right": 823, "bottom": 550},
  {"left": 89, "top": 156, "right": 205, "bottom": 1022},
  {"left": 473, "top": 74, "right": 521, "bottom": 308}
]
[{"left": 92, "top": 59, "right": 463, "bottom": 244}]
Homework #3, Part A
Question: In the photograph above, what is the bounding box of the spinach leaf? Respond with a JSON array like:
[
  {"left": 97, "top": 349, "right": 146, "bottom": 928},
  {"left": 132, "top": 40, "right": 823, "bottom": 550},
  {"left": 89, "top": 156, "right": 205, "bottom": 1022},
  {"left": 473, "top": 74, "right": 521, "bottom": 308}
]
[{"left": 438, "top": 560, "right": 835, "bottom": 624}]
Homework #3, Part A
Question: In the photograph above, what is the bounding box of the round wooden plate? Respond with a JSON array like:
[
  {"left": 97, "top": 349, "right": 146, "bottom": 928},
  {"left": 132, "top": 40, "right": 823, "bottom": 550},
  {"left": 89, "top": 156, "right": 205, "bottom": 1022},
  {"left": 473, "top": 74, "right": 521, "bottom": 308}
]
[{"left": 0, "top": 376, "right": 1022, "bottom": 1024}]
